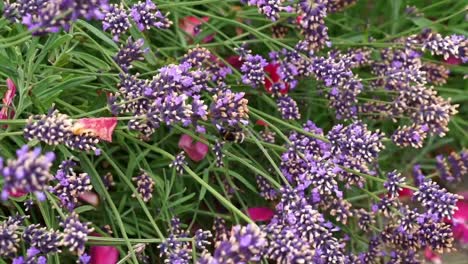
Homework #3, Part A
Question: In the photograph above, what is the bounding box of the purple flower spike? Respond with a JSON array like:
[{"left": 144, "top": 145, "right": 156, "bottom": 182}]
[{"left": 1, "top": 145, "right": 55, "bottom": 200}]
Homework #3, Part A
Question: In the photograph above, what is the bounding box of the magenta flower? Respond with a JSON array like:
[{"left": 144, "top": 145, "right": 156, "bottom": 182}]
[
  {"left": 90, "top": 234, "right": 119, "bottom": 264},
  {"left": 178, "top": 134, "right": 209, "bottom": 162},
  {"left": 0, "top": 78, "right": 16, "bottom": 125},
  {"left": 247, "top": 207, "right": 274, "bottom": 222},
  {"left": 453, "top": 194, "right": 468, "bottom": 245}
]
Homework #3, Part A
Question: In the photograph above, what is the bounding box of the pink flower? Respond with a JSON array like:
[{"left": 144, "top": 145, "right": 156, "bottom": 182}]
[
  {"left": 452, "top": 195, "right": 468, "bottom": 244},
  {"left": 444, "top": 56, "right": 462, "bottom": 65},
  {"left": 179, "top": 16, "right": 213, "bottom": 43},
  {"left": 9, "top": 189, "right": 26, "bottom": 198},
  {"left": 264, "top": 63, "right": 289, "bottom": 94},
  {"left": 0, "top": 78, "right": 17, "bottom": 127},
  {"left": 247, "top": 207, "right": 274, "bottom": 222},
  {"left": 398, "top": 187, "right": 414, "bottom": 201},
  {"left": 72, "top": 117, "right": 118, "bottom": 142},
  {"left": 89, "top": 233, "right": 119, "bottom": 264},
  {"left": 226, "top": 55, "right": 243, "bottom": 70},
  {"left": 424, "top": 247, "right": 442, "bottom": 264},
  {"left": 178, "top": 134, "right": 209, "bottom": 162}
]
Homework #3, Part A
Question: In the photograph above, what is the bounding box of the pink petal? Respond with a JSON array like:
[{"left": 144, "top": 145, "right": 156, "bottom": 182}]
[
  {"left": 444, "top": 56, "right": 462, "bottom": 65},
  {"left": 398, "top": 187, "right": 414, "bottom": 200},
  {"left": 424, "top": 247, "right": 442, "bottom": 264},
  {"left": 4, "top": 78, "right": 16, "bottom": 105},
  {"left": 90, "top": 245, "right": 119, "bottom": 264},
  {"left": 178, "top": 134, "right": 193, "bottom": 149},
  {"left": 255, "top": 120, "right": 268, "bottom": 127},
  {"left": 454, "top": 199, "right": 468, "bottom": 221},
  {"left": 79, "top": 191, "right": 100, "bottom": 207},
  {"left": 9, "top": 189, "right": 27, "bottom": 198},
  {"left": 1, "top": 78, "right": 17, "bottom": 126},
  {"left": 179, "top": 16, "right": 213, "bottom": 43},
  {"left": 226, "top": 55, "right": 243, "bottom": 69},
  {"left": 178, "top": 134, "right": 208, "bottom": 162},
  {"left": 73, "top": 117, "right": 118, "bottom": 142},
  {"left": 247, "top": 207, "right": 274, "bottom": 222}
]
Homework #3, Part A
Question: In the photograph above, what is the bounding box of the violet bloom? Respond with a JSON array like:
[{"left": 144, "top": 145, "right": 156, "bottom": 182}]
[
  {"left": 147, "top": 91, "right": 193, "bottom": 127},
  {"left": 194, "top": 229, "right": 212, "bottom": 251},
  {"left": 421, "top": 32, "right": 467, "bottom": 62},
  {"left": 413, "top": 180, "right": 462, "bottom": 219},
  {"left": 240, "top": 54, "right": 268, "bottom": 88},
  {"left": 297, "top": 0, "right": 330, "bottom": 52},
  {"left": 170, "top": 151, "right": 187, "bottom": 175},
  {"left": 0, "top": 215, "right": 23, "bottom": 257},
  {"left": 23, "top": 224, "right": 62, "bottom": 254},
  {"left": 392, "top": 124, "right": 428, "bottom": 148},
  {"left": 212, "top": 140, "right": 225, "bottom": 167},
  {"left": 130, "top": 0, "right": 172, "bottom": 31},
  {"left": 24, "top": 109, "right": 73, "bottom": 145},
  {"left": 1, "top": 145, "right": 55, "bottom": 200},
  {"left": 446, "top": 151, "right": 467, "bottom": 182},
  {"left": 24, "top": 109, "right": 101, "bottom": 153},
  {"left": 243, "top": 0, "right": 293, "bottom": 21},
  {"left": 158, "top": 217, "right": 191, "bottom": 264},
  {"left": 132, "top": 170, "right": 154, "bottom": 202},
  {"left": 384, "top": 170, "right": 405, "bottom": 198},
  {"left": 256, "top": 175, "right": 278, "bottom": 200},
  {"left": 200, "top": 224, "right": 267, "bottom": 263},
  {"left": 328, "top": 121, "right": 385, "bottom": 164},
  {"left": 210, "top": 89, "right": 249, "bottom": 131},
  {"left": 355, "top": 209, "right": 375, "bottom": 232},
  {"left": 103, "top": 4, "right": 130, "bottom": 41},
  {"left": 276, "top": 95, "right": 301, "bottom": 120},
  {"left": 61, "top": 212, "right": 94, "bottom": 256},
  {"left": 180, "top": 47, "right": 212, "bottom": 67},
  {"left": 51, "top": 160, "right": 92, "bottom": 211},
  {"left": 421, "top": 62, "right": 449, "bottom": 85},
  {"left": 114, "top": 38, "right": 145, "bottom": 72}
]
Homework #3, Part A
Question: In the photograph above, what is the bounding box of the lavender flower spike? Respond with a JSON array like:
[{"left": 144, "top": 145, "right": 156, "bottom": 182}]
[{"left": 1, "top": 145, "right": 55, "bottom": 200}]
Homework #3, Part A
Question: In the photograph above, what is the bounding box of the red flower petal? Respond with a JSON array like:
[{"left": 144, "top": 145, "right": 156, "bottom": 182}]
[
  {"left": 73, "top": 117, "right": 118, "bottom": 142},
  {"left": 255, "top": 120, "right": 268, "bottom": 127},
  {"left": 264, "top": 63, "right": 289, "bottom": 94},
  {"left": 179, "top": 16, "right": 213, "bottom": 43},
  {"left": 398, "top": 187, "right": 414, "bottom": 200},
  {"left": 9, "top": 189, "right": 27, "bottom": 198},
  {"left": 178, "top": 134, "right": 209, "bottom": 162},
  {"left": 444, "top": 56, "right": 462, "bottom": 65},
  {"left": 424, "top": 247, "right": 442, "bottom": 264},
  {"left": 247, "top": 207, "right": 274, "bottom": 222},
  {"left": 90, "top": 244, "right": 119, "bottom": 264},
  {"left": 1, "top": 78, "right": 17, "bottom": 125},
  {"left": 226, "top": 55, "right": 243, "bottom": 69}
]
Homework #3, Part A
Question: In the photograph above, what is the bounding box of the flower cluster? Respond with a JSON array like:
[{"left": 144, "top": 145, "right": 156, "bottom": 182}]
[
  {"left": 60, "top": 212, "right": 94, "bottom": 256},
  {"left": 51, "top": 160, "right": 92, "bottom": 211},
  {"left": 297, "top": 0, "right": 330, "bottom": 52},
  {"left": 114, "top": 38, "right": 146, "bottom": 72},
  {"left": 103, "top": 1, "right": 171, "bottom": 41},
  {"left": 238, "top": 49, "right": 268, "bottom": 88},
  {"left": 436, "top": 149, "right": 468, "bottom": 183},
  {"left": 210, "top": 89, "right": 249, "bottom": 131},
  {"left": 132, "top": 169, "right": 154, "bottom": 202},
  {"left": 130, "top": 0, "right": 172, "bottom": 31},
  {"left": 199, "top": 224, "right": 267, "bottom": 263},
  {"left": 3, "top": 0, "right": 109, "bottom": 34},
  {"left": 242, "top": 0, "right": 293, "bottom": 21},
  {"left": 413, "top": 180, "right": 462, "bottom": 219},
  {"left": 23, "top": 224, "right": 63, "bottom": 254},
  {"left": 24, "top": 109, "right": 101, "bottom": 154},
  {"left": 1, "top": 145, "right": 55, "bottom": 200},
  {"left": 158, "top": 218, "right": 192, "bottom": 264},
  {"left": 0, "top": 215, "right": 24, "bottom": 257}
]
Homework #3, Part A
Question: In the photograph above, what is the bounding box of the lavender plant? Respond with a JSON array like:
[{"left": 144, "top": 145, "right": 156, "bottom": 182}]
[{"left": 0, "top": 0, "right": 467, "bottom": 263}]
